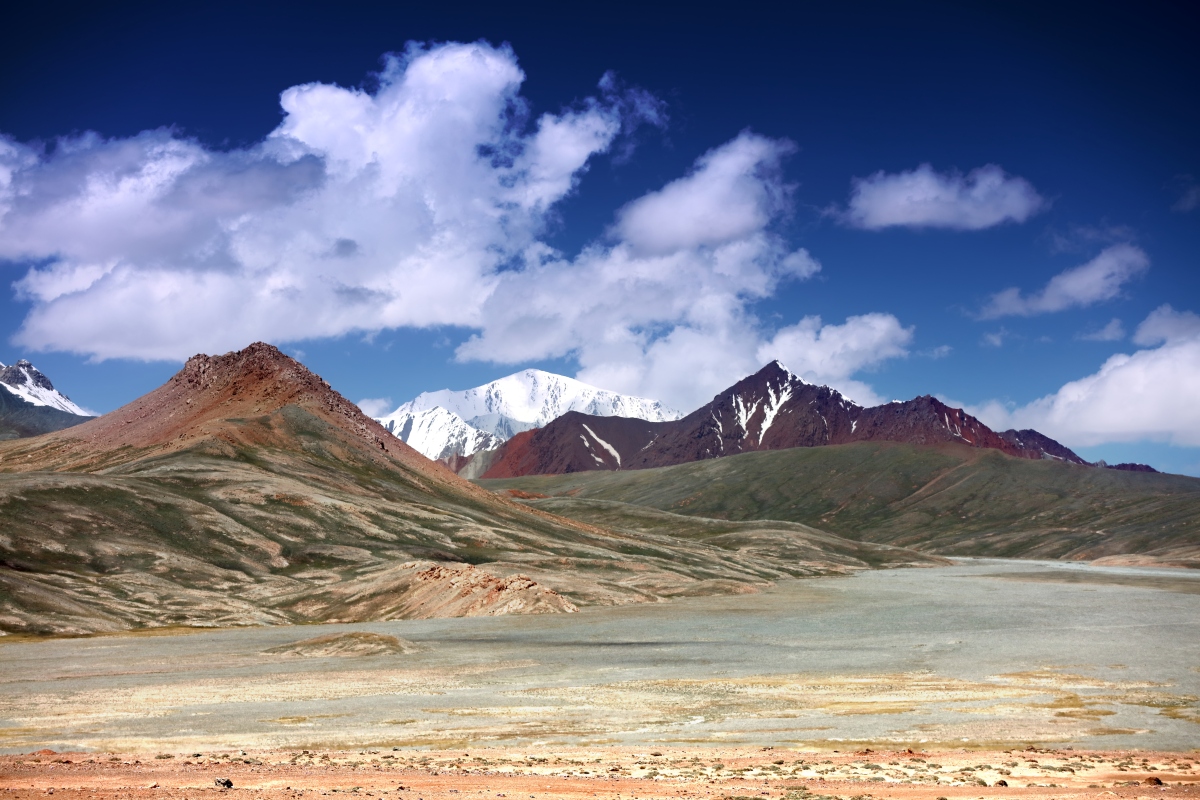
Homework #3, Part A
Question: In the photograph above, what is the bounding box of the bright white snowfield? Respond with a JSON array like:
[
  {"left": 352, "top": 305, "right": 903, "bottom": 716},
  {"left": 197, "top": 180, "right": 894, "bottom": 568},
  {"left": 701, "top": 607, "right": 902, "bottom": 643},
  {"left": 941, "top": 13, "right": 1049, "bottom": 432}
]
[
  {"left": 377, "top": 406, "right": 502, "bottom": 462},
  {"left": 374, "top": 369, "right": 681, "bottom": 461},
  {"left": 0, "top": 360, "right": 90, "bottom": 416}
]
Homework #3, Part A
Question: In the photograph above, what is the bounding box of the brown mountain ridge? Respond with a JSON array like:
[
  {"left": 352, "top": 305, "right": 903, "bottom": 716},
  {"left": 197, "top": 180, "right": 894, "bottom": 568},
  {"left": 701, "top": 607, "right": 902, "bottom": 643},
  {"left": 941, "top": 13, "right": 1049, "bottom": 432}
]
[{"left": 479, "top": 361, "right": 1092, "bottom": 479}]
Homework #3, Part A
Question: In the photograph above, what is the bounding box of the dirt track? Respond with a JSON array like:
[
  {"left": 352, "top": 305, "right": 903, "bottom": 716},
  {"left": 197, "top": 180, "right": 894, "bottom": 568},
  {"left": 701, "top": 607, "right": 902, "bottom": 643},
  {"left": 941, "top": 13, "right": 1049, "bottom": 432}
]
[{"left": 3, "top": 746, "right": 1197, "bottom": 800}]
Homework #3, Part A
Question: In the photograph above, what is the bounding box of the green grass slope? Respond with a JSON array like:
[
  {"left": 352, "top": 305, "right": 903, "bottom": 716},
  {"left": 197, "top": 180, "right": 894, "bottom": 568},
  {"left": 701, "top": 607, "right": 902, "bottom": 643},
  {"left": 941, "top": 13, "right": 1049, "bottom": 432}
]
[{"left": 480, "top": 442, "right": 1200, "bottom": 563}]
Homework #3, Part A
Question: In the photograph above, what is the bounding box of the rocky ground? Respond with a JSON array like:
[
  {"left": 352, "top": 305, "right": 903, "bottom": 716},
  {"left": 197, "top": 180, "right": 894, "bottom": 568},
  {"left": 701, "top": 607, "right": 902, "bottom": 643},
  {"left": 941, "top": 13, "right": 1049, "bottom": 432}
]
[{"left": 3, "top": 746, "right": 1197, "bottom": 800}]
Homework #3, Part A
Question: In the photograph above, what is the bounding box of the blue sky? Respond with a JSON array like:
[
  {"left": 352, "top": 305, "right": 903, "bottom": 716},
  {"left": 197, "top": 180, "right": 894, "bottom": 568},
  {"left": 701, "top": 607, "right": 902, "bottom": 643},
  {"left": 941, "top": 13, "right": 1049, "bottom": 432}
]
[{"left": 1, "top": 1, "right": 1198, "bottom": 474}]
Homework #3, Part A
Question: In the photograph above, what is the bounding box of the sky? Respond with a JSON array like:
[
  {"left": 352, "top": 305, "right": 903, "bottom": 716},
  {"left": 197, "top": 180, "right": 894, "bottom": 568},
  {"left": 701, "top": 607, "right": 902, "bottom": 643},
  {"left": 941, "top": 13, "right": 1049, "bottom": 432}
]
[{"left": 1, "top": 0, "right": 1198, "bottom": 474}]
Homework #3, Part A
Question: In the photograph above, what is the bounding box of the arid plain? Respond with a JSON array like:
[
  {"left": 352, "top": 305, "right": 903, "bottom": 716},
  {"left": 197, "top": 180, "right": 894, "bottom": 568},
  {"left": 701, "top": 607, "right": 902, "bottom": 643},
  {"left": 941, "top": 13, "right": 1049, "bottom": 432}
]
[{"left": 4, "top": 561, "right": 1199, "bottom": 799}]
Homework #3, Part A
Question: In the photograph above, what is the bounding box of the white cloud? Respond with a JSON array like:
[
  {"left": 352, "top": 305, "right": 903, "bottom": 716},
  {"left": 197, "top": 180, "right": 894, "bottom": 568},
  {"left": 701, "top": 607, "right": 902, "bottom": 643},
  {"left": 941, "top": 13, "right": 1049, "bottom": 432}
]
[
  {"left": 613, "top": 133, "right": 793, "bottom": 255},
  {"left": 0, "top": 42, "right": 912, "bottom": 412},
  {"left": 454, "top": 133, "right": 871, "bottom": 410},
  {"left": 757, "top": 313, "right": 913, "bottom": 406},
  {"left": 971, "top": 306, "right": 1200, "bottom": 447},
  {"left": 1133, "top": 304, "right": 1200, "bottom": 346},
  {"left": 356, "top": 397, "right": 393, "bottom": 417},
  {"left": 1078, "top": 318, "right": 1125, "bottom": 342},
  {"left": 0, "top": 42, "right": 644, "bottom": 361},
  {"left": 979, "top": 244, "right": 1149, "bottom": 319},
  {"left": 841, "top": 163, "right": 1045, "bottom": 231}
]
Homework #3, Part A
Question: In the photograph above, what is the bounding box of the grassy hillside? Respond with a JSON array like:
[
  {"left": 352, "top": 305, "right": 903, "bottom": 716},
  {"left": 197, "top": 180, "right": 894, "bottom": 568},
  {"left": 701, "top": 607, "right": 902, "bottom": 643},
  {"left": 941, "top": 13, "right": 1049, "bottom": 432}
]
[{"left": 480, "top": 442, "right": 1200, "bottom": 563}]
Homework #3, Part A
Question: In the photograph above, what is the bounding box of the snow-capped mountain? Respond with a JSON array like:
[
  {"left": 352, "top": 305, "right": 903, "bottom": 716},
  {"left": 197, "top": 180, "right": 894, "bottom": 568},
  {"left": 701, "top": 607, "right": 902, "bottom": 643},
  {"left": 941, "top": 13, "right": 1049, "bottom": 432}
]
[
  {"left": 374, "top": 369, "right": 681, "bottom": 461},
  {"left": 377, "top": 406, "right": 502, "bottom": 461},
  {"left": 0, "top": 359, "right": 90, "bottom": 416}
]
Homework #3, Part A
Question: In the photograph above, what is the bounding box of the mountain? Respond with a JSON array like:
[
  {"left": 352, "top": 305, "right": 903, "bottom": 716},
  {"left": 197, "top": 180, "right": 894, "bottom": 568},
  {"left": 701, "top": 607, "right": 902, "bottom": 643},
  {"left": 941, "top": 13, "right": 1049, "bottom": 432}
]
[
  {"left": 0, "top": 343, "right": 935, "bottom": 635},
  {"left": 375, "top": 368, "right": 681, "bottom": 462},
  {"left": 378, "top": 406, "right": 502, "bottom": 460},
  {"left": 481, "top": 442, "right": 1200, "bottom": 567},
  {"left": 0, "top": 359, "right": 89, "bottom": 415},
  {"left": 0, "top": 359, "right": 93, "bottom": 439},
  {"left": 480, "top": 361, "right": 1087, "bottom": 478}
]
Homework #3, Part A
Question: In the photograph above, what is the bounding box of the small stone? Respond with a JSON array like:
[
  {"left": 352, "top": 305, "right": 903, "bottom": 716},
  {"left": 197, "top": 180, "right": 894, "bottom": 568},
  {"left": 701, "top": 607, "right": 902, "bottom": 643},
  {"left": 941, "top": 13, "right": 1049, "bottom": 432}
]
[
  {"left": 995, "top": 780, "right": 1008, "bottom": 787},
  {"left": 1146, "top": 777, "right": 1164, "bottom": 786},
  {"left": 147, "top": 783, "right": 159, "bottom": 789},
  {"left": 215, "top": 778, "right": 234, "bottom": 788}
]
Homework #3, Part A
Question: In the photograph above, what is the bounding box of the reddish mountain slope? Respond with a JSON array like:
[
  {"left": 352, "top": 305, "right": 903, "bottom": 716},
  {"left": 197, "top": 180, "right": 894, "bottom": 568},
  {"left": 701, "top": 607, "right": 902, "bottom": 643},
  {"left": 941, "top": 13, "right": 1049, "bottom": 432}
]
[{"left": 481, "top": 361, "right": 1087, "bottom": 478}]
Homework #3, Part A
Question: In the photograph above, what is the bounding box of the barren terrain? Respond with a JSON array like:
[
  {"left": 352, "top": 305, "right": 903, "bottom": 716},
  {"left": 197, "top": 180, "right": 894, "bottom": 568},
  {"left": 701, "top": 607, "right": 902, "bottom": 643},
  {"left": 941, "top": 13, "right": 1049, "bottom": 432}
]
[{"left": 3, "top": 745, "right": 1198, "bottom": 800}]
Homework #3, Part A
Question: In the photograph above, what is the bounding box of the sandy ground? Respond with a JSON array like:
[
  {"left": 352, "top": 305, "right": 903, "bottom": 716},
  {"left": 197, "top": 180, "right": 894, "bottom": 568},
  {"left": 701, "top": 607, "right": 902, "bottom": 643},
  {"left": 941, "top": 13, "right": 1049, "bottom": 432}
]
[{"left": 2, "top": 746, "right": 1198, "bottom": 800}]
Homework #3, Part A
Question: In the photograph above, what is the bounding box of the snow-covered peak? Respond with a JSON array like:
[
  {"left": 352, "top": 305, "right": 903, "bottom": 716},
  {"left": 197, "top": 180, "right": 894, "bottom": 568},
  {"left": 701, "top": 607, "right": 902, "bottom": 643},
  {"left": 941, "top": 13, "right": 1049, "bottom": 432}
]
[
  {"left": 376, "top": 406, "right": 501, "bottom": 461},
  {"left": 375, "top": 369, "right": 680, "bottom": 464},
  {"left": 391, "top": 369, "right": 682, "bottom": 436},
  {"left": 0, "top": 359, "right": 90, "bottom": 416}
]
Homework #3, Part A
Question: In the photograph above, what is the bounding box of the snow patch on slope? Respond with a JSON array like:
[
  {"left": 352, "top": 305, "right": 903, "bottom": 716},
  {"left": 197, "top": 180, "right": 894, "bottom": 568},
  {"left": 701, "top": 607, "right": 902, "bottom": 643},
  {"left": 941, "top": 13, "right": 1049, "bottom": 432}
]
[
  {"left": 582, "top": 423, "right": 621, "bottom": 466},
  {"left": 758, "top": 383, "right": 793, "bottom": 444}
]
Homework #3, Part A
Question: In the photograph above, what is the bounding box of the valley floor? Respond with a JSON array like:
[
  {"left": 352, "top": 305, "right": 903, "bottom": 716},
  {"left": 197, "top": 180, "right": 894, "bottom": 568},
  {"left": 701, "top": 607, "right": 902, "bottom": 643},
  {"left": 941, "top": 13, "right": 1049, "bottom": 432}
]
[
  {"left": 2, "top": 745, "right": 1198, "bottom": 800},
  {"left": 2, "top": 562, "right": 1198, "bottom": 756}
]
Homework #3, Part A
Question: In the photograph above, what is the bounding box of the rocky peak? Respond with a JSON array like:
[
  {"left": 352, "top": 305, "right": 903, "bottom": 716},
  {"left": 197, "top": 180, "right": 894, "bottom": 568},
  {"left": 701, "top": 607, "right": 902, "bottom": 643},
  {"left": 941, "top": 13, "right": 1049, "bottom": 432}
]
[{"left": 0, "top": 359, "right": 56, "bottom": 392}]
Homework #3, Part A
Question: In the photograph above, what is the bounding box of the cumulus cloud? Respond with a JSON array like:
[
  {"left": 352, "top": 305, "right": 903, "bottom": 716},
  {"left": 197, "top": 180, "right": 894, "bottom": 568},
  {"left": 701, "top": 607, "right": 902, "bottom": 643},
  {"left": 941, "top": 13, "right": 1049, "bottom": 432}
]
[
  {"left": 1133, "top": 304, "right": 1200, "bottom": 346},
  {"left": 0, "top": 42, "right": 911, "bottom": 411},
  {"left": 971, "top": 306, "right": 1200, "bottom": 447},
  {"left": 613, "top": 133, "right": 793, "bottom": 255},
  {"left": 757, "top": 314, "right": 913, "bottom": 406},
  {"left": 454, "top": 133, "right": 871, "bottom": 409},
  {"left": 979, "top": 243, "right": 1149, "bottom": 319},
  {"left": 0, "top": 42, "right": 645, "bottom": 360},
  {"left": 840, "top": 163, "right": 1045, "bottom": 230},
  {"left": 1078, "top": 318, "right": 1125, "bottom": 342}
]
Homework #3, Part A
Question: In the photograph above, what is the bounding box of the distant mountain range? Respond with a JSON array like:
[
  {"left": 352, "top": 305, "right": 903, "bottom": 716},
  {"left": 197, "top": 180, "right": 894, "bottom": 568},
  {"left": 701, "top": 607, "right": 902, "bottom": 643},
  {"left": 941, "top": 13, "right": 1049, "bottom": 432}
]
[
  {"left": 0, "top": 356, "right": 1158, "bottom": 477},
  {"left": 374, "top": 369, "right": 680, "bottom": 467},
  {"left": 478, "top": 361, "right": 1155, "bottom": 478},
  {"left": 0, "top": 359, "right": 92, "bottom": 439}
]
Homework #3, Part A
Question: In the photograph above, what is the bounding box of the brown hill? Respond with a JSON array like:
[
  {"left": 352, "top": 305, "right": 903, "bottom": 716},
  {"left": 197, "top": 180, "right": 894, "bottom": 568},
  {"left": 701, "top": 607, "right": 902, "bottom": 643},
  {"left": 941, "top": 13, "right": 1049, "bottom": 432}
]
[
  {"left": 1, "top": 342, "right": 430, "bottom": 473},
  {"left": 481, "top": 361, "right": 1086, "bottom": 478},
  {"left": 0, "top": 344, "right": 937, "bottom": 635}
]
